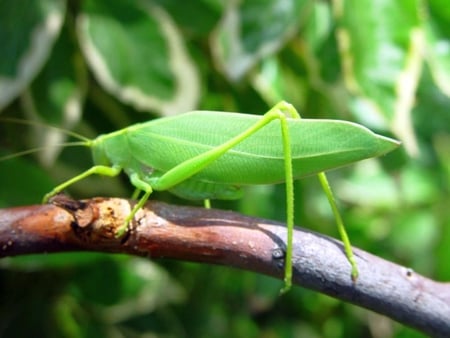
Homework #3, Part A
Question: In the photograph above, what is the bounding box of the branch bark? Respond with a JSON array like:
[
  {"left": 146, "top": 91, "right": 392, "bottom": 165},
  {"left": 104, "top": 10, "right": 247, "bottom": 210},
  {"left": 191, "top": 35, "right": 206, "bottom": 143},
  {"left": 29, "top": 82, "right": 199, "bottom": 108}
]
[{"left": 0, "top": 196, "right": 449, "bottom": 337}]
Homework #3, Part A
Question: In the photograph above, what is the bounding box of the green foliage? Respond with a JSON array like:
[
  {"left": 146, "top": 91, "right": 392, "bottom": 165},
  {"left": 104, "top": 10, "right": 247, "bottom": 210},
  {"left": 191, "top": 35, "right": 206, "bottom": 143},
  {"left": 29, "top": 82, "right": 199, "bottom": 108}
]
[{"left": 0, "top": 0, "right": 449, "bottom": 337}]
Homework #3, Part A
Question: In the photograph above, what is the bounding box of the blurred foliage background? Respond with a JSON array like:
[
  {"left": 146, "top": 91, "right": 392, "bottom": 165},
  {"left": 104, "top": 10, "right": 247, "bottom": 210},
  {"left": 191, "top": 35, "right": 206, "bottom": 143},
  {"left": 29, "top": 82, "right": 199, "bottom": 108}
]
[{"left": 0, "top": 0, "right": 449, "bottom": 337}]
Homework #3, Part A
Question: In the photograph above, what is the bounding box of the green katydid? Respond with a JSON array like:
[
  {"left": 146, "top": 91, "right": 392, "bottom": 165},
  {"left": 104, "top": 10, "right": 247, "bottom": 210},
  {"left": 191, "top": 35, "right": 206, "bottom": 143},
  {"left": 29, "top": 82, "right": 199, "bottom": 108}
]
[{"left": 5, "top": 101, "right": 399, "bottom": 292}]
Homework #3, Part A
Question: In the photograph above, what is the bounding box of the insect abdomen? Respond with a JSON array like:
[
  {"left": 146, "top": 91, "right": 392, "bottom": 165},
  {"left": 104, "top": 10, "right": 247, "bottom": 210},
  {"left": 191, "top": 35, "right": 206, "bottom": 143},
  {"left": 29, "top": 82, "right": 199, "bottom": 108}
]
[{"left": 167, "top": 178, "right": 243, "bottom": 200}]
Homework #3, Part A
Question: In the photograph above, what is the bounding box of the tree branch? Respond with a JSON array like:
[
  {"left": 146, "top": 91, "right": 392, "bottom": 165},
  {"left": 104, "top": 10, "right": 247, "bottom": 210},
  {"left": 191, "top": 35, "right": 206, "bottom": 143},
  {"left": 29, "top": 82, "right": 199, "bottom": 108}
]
[{"left": 0, "top": 196, "right": 449, "bottom": 337}]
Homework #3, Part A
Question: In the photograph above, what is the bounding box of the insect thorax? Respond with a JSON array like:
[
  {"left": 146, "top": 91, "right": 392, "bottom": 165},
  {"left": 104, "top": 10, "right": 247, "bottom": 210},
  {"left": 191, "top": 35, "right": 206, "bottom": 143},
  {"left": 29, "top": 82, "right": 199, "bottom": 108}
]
[{"left": 91, "top": 132, "right": 132, "bottom": 167}]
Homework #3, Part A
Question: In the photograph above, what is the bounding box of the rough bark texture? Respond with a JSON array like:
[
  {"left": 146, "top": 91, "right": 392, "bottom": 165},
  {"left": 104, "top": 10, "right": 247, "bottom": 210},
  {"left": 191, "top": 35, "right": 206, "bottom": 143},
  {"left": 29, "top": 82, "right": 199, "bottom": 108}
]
[{"left": 0, "top": 196, "right": 449, "bottom": 337}]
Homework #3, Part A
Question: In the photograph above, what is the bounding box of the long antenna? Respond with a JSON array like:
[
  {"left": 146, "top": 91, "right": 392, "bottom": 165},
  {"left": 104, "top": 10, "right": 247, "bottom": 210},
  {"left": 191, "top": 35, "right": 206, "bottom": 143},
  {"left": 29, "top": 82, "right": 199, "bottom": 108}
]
[
  {"left": 0, "top": 117, "right": 91, "bottom": 142},
  {"left": 0, "top": 117, "right": 92, "bottom": 161},
  {"left": 0, "top": 142, "right": 88, "bottom": 161}
]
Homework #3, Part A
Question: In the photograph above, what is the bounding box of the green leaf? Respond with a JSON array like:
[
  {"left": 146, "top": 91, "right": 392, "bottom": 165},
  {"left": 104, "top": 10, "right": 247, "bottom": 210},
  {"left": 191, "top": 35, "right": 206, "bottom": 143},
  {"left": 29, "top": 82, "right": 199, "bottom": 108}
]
[
  {"left": 77, "top": 0, "right": 200, "bottom": 116},
  {"left": 212, "top": 0, "right": 310, "bottom": 80},
  {"left": 337, "top": 160, "right": 400, "bottom": 209},
  {"left": 70, "top": 257, "right": 185, "bottom": 319},
  {"left": 335, "top": 0, "right": 423, "bottom": 155},
  {"left": 24, "top": 24, "right": 86, "bottom": 166},
  {"left": 0, "top": 0, "right": 66, "bottom": 110},
  {"left": 0, "top": 155, "right": 54, "bottom": 207},
  {"left": 424, "top": 0, "right": 450, "bottom": 97},
  {"left": 156, "top": 0, "right": 223, "bottom": 37},
  {"left": 390, "top": 211, "right": 438, "bottom": 270}
]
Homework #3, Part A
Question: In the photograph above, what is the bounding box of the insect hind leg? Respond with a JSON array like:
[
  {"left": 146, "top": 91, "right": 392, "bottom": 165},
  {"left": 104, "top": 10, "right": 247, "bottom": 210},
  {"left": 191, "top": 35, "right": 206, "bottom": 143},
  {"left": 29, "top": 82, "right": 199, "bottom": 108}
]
[
  {"left": 270, "top": 103, "right": 296, "bottom": 293},
  {"left": 276, "top": 101, "right": 359, "bottom": 282},
  {"left": 151, "top": 101, "right": 298, "bottom": 292}
]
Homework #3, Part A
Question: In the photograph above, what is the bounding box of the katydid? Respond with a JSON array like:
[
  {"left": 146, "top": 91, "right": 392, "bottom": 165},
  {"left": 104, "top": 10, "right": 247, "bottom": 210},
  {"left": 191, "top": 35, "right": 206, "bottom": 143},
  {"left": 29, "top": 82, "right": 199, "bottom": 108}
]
[{"left": 6, "top": 101, "right": 400, "bottom": 292}]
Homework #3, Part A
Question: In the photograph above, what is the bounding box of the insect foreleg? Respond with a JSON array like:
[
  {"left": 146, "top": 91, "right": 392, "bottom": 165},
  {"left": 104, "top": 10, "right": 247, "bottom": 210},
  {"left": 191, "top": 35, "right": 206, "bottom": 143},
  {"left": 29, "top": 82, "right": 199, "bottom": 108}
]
[{"left": 43, "top": 165, "right": 122, "bottom": 203}]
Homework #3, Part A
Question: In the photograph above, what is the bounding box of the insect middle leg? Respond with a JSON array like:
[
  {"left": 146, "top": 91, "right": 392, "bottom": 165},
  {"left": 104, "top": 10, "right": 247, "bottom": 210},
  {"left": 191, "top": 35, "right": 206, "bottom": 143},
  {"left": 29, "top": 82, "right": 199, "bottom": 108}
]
[{"left": 115, "top": 172, "right": 154, "bottom": 237}]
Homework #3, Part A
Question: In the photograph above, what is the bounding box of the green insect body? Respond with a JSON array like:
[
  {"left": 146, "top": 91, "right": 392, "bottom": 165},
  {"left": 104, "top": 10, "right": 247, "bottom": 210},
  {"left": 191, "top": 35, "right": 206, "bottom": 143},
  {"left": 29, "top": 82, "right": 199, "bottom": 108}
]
[
  {"left": 40, "top": 101, "right": 399, "bottom": 292},
  {"left": 98, "top": 113, "right": 389, "bottom": 187}
]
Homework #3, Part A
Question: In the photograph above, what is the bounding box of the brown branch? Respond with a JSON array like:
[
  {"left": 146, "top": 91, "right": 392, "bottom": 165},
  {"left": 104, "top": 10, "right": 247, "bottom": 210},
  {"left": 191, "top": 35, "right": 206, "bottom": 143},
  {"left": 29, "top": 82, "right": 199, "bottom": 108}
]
[{"left": 0, "top": 196, "right": 449, "bottom": 337}]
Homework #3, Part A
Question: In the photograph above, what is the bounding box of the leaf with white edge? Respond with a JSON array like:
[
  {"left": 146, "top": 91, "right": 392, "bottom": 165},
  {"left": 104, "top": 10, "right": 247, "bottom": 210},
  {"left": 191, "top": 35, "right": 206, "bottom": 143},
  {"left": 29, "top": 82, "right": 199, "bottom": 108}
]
[
  {"left": 424, "top": 1, "right": 450, "bottom": 97},
  {"left": 156, "top": 0, "right": 223, "bottom": 37},
  {"left": 335, "top": 0, "right": 423, "bottom": 156},
  {"left": 211, "top": 0, "right": 310, "bottom": 81},
  {"left": 77, "top": 0, "right": 200, "bottom": 116},
  {"left": 0, "top": 0, "right": 65, "bottom": 111},
  {"left": 22, "top": 25, "right": 87, "bottom": 167},
  {"left": 251, "top": 1, "right": 333, "bottom": 108}
]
